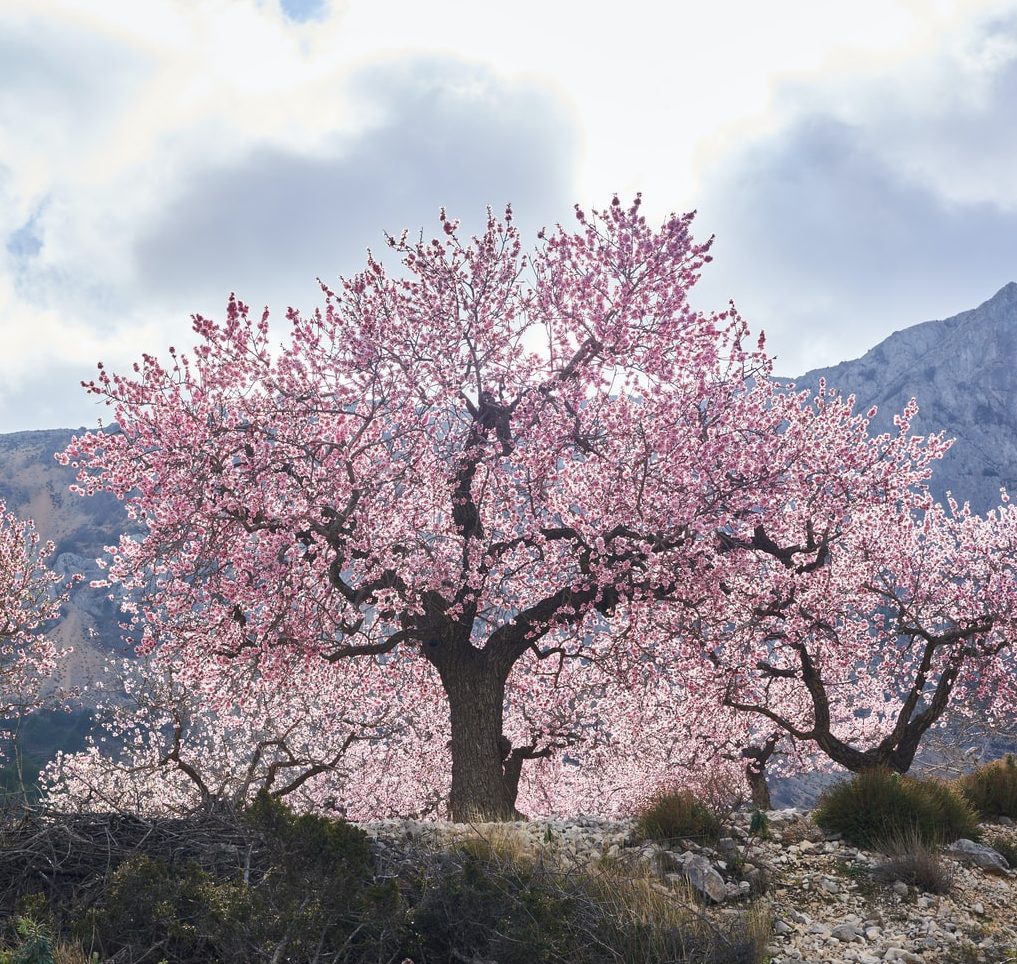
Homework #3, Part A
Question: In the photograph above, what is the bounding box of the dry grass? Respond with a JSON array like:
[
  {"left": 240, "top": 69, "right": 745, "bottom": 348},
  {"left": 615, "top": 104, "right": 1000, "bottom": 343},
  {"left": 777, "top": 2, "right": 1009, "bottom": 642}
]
[{"left": 872, "top": 829, "right": 955, "bottom": 895}]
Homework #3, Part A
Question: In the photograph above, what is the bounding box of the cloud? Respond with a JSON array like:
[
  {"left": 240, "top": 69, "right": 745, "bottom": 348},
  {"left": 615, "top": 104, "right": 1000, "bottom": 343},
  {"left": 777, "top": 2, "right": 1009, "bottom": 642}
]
[
  {"left": 131, "top": 59, "right": 578, "bottom": 317},
  {"left": 3, "top": 0, "right": 1016, "bottom": 434},
  {"left": 0, "top": 52, "right": 577, "bottom": 432},
  {"left": 690, "top": 14, "right": 1017, "bottom": 376}
]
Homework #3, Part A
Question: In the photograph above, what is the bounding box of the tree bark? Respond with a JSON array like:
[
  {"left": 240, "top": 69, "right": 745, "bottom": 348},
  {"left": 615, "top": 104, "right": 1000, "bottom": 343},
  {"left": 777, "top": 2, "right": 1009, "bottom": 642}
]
[
  {"left": 742, "top": 734, "right": 778, "bottom": 810},
  {"left": 440, "top": 653, "right": 522, "bottom": 822}
]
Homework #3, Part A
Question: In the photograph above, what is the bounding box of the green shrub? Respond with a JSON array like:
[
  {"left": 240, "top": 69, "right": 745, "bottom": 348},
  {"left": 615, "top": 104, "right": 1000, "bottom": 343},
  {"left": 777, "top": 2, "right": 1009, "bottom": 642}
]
[
  {"left": 748, "top": 809, "right": 771, "bottom": 840},
  {"left": 634, "top": 786, "right": 723, "bottom": 844},
  {"left": 78, "top": 796, "right": 385, "bottom": 963},
  {"left": 956, "top": 754, "right": 1017, "bottom": 819},
  {"left": 10, "top": 918, "right": 55, "bottom": 964},
  {"left": 813, "top": 768, "right": 981, "bottom": 848},
  {"left": 77, "top": 855, "right": 241, "bottom": 962}
]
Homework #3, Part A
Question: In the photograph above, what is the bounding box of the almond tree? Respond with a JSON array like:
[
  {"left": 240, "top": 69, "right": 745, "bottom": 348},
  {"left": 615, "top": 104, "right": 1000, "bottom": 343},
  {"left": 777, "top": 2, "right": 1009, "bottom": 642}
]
[
  {"left": 43, "top": 615, "right": 751, "bottom": 820},
  {"left": 687, "top": 387, "right": 1017, "bottom": 778},
  {"left": 0, "top": 500, "right": 71, "bottom": 730},
  {"left": 61, "top": 197, "right": 792, "bottom": 821},
  {"left": 42, "top": 649, "right": 448, "bottom": 818}
]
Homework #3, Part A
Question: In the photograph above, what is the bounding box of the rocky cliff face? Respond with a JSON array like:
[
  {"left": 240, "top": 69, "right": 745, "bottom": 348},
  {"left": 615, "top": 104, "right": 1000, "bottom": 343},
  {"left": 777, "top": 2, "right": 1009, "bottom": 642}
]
[{"left": 792, "top": 282, "right": 1017, "bottom": 513}]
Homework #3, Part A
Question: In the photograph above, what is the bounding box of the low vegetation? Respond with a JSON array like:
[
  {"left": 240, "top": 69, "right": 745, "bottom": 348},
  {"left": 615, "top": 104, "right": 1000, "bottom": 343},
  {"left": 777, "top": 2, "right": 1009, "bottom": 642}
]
[
  {"left": 634, "top": 785, "right": 726, "bottom": 845},
  {"left": 956, "top": 753, "right": 1017, "bottom": 819},
  {"left": 813, "top": 768, "right": 981, "bottom": 848},
  {"left": 0, "top": 795, "right": 769, "bottom": 964},
  {"left": 872, "top": 829, "right": 955, "bottom": 894}
]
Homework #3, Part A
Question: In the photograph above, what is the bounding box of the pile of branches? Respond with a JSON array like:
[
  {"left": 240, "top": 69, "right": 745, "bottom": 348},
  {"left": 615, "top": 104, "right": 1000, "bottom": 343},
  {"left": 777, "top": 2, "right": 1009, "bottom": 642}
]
[{"left": 0, "top": 802, "right": 256, "bottom": 915}]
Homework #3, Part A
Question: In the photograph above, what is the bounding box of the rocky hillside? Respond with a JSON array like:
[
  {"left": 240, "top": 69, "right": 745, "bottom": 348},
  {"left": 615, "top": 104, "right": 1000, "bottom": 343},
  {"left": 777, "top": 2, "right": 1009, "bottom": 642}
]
[
  {"left": 362, "top": 807, "right": 1017, "bottom": 963},
  {"left": 793, "top": 282, "right": 1017, "bottom": 513}
]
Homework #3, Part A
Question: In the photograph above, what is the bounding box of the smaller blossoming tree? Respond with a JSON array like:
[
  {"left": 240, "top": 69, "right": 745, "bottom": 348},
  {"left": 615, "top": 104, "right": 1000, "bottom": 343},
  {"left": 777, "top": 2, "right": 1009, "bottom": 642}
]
[
  {"left": 676, "top": 386, "right": 1017, "bottom": 779},
  {"left": 0, "top": 500, "right": 73, "bottom": 753}
]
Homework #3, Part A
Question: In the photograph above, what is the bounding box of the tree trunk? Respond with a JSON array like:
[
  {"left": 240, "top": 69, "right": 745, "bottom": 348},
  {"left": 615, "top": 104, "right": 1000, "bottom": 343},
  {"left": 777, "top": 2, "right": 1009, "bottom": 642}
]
[
  {"left": 745, "top": 763, "right": 772, "bottom": 810},
  {"left": 441, "top": 655, "right": 521, "bottom": 822},
  {"left": 741, "top": 734, "right": 778, "bottom": 810}
]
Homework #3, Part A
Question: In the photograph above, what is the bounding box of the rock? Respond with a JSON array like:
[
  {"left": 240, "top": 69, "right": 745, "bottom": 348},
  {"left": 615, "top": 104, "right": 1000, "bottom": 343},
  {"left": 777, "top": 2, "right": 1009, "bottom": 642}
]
[
  {"left": 831, "top": 923, "right": 862, "bottom": 942},
  {"left": 668, "top": 854, "right": 727, "bottom": 903},
  {"left": 998, "top": 816, "right": 1015, "bottom": 827},
  {"left": 774, "top": 919, "right": 793, "bottom": 935},
  {"left": 946, "top": 838, "right": 1011, "bottom": 873},
  {"left": 882, "top": 950, "right": 924, "bottom": 963},
  {"left": 818, "top": 876, "right": 841, "bottom": 894},
  {"left": 892, "top": 880, "right": 909, "bottom": 897}
]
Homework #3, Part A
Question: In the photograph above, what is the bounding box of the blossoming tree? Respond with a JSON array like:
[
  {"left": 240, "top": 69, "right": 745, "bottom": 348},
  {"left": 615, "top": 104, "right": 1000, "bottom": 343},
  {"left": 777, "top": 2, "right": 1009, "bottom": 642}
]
[
  {"left": 61, "top": 196, "right": 1013, "bottom": 820},
  {"left": 42, "top": 648, "right": 449, "bottom": 818},
  {"left": 60, "top": 197, "right": 796, "bottom": 820},
  {"left": 43, "top": 625, "right": 752, "bottom": 819},
  {"left": 0, "top": 500, "right": 71, "bottom": 736},
  {"left": 687, "top": 386, "right": 1017, "bottom": 780}
]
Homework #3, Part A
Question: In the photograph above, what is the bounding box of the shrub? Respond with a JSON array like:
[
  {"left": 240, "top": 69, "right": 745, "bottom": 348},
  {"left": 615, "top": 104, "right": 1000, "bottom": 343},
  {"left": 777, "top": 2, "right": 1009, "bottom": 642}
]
[
  {"left": 748, "top": 810, "right": 771, "bottom": 840},
  {"left": 813, "top": 768, "right": 981, "bottom": 848},
  {"left": 956, "top": 754, "right": 1017, "bottom": 819},
  {"left": 872, "top": 830, "right": 955, "bottom": 895},
  {"left": 10, "top": 918, "right": 55, "bottom": 964},
  {"left": 76, "top": 796, "right": 387, "bottom": 963},
  {"left": 634, "top": 786, "right": 723, "bottom": 844}
]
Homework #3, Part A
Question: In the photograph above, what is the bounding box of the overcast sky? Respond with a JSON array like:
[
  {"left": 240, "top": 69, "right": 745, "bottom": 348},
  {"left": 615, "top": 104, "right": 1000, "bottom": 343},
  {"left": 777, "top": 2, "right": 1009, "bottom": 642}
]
[{"left": 2, "top": 0, "right": 1016, "bottom": 432}]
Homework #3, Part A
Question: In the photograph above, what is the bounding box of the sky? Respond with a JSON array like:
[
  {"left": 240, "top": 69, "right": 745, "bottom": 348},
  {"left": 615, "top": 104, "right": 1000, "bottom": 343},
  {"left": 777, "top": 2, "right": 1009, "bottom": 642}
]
[{"left": 1, "top": 0, "right": 1016, "bottom": 432}]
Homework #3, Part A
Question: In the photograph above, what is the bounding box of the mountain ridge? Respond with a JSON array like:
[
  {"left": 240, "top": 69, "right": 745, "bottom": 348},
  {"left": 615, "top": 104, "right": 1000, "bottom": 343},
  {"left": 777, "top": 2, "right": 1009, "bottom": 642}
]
[{"left": 791, "top": 281, "right": 1017, "bottom": 512}]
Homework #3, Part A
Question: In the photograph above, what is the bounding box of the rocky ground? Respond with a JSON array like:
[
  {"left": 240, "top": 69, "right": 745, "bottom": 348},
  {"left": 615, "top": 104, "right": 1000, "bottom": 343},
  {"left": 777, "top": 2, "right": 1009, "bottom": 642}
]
[{"left": 361, "top": 809, "right": 1017, "bottom": 964}]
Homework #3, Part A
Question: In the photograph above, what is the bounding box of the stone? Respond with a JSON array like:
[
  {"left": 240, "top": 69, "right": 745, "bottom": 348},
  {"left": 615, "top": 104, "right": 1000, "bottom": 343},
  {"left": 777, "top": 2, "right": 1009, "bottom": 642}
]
[
  {"left": 674, "top": 854, "right": 727, "bottom": 903},
  {"left": 774, "top": 920, "right": 793, "bottom": 936},
  {"left": 831, "top": 923, "right": 862, "bottom": 942},
  {"left": 946, "top": 838, "right": 1011, "bottom": 873},
  {"left": 892, "top": 880, "right": 909, "bottom": 897},
  {"left": 818, "top": 876, "right": 841, "bottom": 894}
]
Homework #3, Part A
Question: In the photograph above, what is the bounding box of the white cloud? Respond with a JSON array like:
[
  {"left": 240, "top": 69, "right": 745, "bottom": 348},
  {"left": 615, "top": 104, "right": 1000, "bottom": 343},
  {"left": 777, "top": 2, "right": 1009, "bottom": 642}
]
[{"left": 690, "top": 9, "right": 1017, "bottom": 376}]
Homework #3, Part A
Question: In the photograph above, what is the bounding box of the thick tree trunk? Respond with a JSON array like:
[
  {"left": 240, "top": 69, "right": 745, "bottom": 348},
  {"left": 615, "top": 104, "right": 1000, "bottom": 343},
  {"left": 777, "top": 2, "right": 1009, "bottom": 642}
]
[{"left": 441, "top": 656, "right": 521, "bottom": 822}]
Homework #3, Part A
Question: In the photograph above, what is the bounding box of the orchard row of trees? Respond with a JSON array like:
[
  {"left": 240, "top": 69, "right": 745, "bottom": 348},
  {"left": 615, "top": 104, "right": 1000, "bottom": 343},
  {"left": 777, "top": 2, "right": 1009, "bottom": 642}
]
[{"left": 3, "top": 197, "right": 1015, "bottom": 821}]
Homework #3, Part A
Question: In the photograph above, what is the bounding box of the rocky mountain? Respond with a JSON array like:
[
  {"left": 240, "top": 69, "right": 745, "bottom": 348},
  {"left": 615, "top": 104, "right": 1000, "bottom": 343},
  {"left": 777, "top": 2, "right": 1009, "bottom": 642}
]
[{"left": 792, "top": 281, "right": 1017, "bottom": 513}]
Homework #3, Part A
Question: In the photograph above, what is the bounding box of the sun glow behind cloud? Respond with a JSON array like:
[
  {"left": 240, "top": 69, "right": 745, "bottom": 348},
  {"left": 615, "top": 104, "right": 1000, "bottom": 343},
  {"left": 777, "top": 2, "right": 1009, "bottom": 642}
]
[{"left": 1, "top": 0, "right": 1015, "bottom": 430}]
